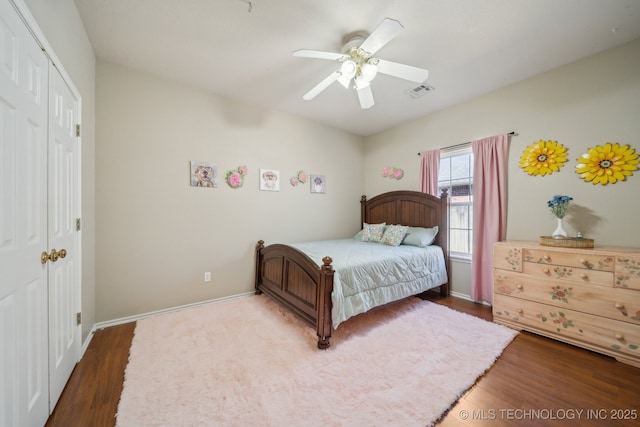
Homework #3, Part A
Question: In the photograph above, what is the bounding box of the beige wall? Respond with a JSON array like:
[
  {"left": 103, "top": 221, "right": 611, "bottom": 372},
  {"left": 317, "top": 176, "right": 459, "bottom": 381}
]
[
  {"left": 96, "top": 38, "right": 640, "bottom": 316},
  {"left": 21, "top": 0, "right": 97, "bottom": 340},
  {"left": 95, "top": 61, "right": 364, "bottom": 321},
  {"left": 364, "top": 38, "right": 640, "bottom": 297}
]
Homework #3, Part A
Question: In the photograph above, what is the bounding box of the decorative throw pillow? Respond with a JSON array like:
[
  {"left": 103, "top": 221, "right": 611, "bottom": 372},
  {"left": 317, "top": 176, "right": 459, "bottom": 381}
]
[
  {"left": 361, "top": 222, "right": 386, "bottom": 243},
  {"left": 381, "top": 224, "right": 409, "bottom": 246},
  {"left": 401, "top": 226, "right": 439, "bottom": 247}
]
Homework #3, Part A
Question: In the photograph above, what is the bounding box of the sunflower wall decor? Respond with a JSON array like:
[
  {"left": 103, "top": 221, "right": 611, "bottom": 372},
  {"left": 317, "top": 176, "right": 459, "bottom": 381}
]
[
  {"left": 575, "top": 142, "right": 639, "bottom": 185},
  {"left": 519, "top": 140, "right": 568, "bottom": 176}
]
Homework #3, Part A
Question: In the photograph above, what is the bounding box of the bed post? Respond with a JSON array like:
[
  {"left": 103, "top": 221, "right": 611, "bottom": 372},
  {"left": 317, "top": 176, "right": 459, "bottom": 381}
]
[
  {"left": 317, "top": 256, "right": 334, "bottom": 349},
  {"left": 255, "top": 240, "right": 264, "bottom": 295},
  {"left": 360, "top": 195, "right": 367, "bottom": 229},
  {"left": 439, "top": 189, "right": 450, "bottom": 296}
]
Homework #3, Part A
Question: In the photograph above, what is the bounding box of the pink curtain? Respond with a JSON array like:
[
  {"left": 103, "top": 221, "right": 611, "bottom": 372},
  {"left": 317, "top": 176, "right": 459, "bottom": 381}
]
[
  {"left": 419, "top": 149, "right": 441, "bottom": 196},
  {"left": 471, "top": 134, "right": 509, "bottom": 304}
]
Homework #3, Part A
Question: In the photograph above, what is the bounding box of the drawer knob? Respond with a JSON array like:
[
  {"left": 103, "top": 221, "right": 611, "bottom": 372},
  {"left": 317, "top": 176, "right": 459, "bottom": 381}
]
[
  {"left": 614, "top": 303, "right": 624, "bottom": 309},
  {"left": 580, "top": 273, "right": 588, "bottom": 280},
  {"left": 543, "top": 268, "right": 550, "bottom": 274},
  {"left": 580, "top": 258, "right": 589, "bottom": 266},
  {"left": 614, "top": 333, "right": 624, "bottom": 340},
  {"left": 516, "top": 284, "right": 523, "bottom": 290},
  {"left": 516, "top": 308, "right": 523, "bottom": 314},
  {"left": 543, "top": 255, "right": 550, "bottom": 261}
]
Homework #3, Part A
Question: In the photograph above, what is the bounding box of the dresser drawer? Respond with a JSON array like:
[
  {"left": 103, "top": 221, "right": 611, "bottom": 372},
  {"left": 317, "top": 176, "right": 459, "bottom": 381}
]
[
  {"left": 615, "top": 255, "right": 640, "bottom": 291},
  {"left": 494, "top": 244, "right": 522, "bottom": 272},
  {"left": 522, "top": 262, "right": 614, "bottom": 286},
  {"left": 523, "top": 248, "right": 615, "bottom": 271},
  {"left": 493, "top": 295, "right": 640, "bottom": 361},
  {"left": 494, "top": 271, "right": 640, "bottom": 325}
]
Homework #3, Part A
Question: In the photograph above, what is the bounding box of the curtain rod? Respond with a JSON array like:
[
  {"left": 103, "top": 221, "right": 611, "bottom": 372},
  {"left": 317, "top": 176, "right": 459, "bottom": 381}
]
[{"left": 417, "top": 131, "right": 516, "bottom": 156}]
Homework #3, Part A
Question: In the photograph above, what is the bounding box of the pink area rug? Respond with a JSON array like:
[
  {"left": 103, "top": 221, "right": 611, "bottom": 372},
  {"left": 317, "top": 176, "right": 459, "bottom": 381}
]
[{"left": 116, "top": 296, "right": 517, "bottom": 426}]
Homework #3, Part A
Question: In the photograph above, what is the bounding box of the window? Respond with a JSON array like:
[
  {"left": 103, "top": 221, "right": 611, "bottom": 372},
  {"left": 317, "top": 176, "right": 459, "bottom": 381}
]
[{"left": 438, "top": 147, "right": 473, "bottom": 258}]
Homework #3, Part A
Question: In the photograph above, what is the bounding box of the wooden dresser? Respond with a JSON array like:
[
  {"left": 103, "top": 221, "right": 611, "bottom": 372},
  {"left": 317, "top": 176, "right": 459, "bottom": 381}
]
[{"left": 493, "top": 241, "right": 640, "bottom": 367}]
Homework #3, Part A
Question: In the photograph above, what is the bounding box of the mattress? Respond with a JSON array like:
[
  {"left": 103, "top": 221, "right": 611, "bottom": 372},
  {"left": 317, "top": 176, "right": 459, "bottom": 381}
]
[{"left": 290, "top": 239, "right": 448, "bottom": 328}]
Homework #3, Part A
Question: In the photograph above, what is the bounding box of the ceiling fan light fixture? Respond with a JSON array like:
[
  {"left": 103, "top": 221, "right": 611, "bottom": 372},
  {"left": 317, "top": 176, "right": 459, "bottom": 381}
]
[
  {"left": 360, "top": 62, "right": 378, "bottom": 82},
  {"left": 337, "top": 60, "right": 357, "bottom": 88}
]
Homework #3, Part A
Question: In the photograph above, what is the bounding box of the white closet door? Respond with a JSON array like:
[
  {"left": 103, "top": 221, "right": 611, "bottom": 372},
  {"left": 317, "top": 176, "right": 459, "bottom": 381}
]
[
  {"left": 47, "top": 63, "right": 80, "bottom": 411},
  {"left": 0, "top": 0, "right": 50, "bottom": 426}
]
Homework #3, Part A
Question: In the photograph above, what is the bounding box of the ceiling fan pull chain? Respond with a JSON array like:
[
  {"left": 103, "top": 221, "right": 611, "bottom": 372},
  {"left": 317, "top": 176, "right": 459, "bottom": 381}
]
[{"left": 238, "top": 0, "right": 252, "bottom": 13}]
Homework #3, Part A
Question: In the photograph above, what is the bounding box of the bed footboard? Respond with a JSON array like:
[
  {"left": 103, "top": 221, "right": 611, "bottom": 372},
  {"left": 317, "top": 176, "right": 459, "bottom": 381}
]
[{"left": 255, "top": 240, "right": 334, "bottom": 349}]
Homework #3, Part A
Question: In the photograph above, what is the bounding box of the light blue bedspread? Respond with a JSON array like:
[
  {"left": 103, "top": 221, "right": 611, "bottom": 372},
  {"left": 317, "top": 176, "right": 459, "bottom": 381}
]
[{"left": 290, "top": 239, "right": 448, "bottom": 329}]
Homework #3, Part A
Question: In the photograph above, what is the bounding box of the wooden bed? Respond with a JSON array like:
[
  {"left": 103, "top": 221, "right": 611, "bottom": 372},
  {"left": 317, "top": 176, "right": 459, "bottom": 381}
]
[{"left": 254, "top": 190, "right": 450, "bottom": 349}]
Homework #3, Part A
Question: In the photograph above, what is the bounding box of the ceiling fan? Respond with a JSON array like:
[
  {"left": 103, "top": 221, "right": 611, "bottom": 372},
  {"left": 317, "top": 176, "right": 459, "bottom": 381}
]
[{"left": 293, "top": 18, "right": 429, "bottom": 109}]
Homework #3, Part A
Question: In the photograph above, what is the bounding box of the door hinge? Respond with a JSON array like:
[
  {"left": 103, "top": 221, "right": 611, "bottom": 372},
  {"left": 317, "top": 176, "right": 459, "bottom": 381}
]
[
  {"left": 76, "top": 124, "right": 80, "bottom": 137},
  {"left": 76, "top": 218, "right": 81, "bottom": 231},
  {"left": 76, "top": 312, "right": 82, "bottom": 325}
]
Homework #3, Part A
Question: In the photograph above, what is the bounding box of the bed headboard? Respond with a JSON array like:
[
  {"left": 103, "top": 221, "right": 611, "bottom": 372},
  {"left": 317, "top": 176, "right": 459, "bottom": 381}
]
[{"left": 360, "top": 190, "right": 449, "bottom": 266}]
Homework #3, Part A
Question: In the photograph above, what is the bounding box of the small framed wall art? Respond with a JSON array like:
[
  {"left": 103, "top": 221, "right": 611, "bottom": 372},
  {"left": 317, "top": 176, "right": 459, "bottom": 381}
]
[
  {"left": 310, "top": 174, "right": 326, "bottom": 194},
  {"left": 190, "top": 161, "right": 217, "bottom": 187},
  {"left": 260, "top": 169, "right": 280, "bottom": 191}
]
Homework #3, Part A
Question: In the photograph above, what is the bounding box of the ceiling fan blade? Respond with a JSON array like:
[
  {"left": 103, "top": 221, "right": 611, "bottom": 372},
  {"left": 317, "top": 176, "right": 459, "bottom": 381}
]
[
  {"left": 303, "top": 70, "right": 341, "bottom": 100},
  {"left": 293, "top": 49, "right": 346, "bottom": 61},
  {"left": 359, "top": 18, "right": 403, "bottom": 55},
  {"left": 356, "top": 85, "right": 374, "bottom": 109},
  {"left": 376, "top": 59, "right": 429, "bottom": 83}
]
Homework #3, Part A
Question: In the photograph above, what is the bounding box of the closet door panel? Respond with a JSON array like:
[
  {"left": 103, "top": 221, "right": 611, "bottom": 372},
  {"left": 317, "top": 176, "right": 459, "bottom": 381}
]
[
  {"left": 0, "top": 1, "right": 49, "bottom": 426},
  {"left": 47, "top": 64, "right": 80, "bottom": 411}
]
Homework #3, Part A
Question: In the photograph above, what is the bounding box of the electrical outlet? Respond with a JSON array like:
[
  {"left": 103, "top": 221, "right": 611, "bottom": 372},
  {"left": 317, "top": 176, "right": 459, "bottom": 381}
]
[{"left": 204, "top": 272, "right": 211, "bottom": 282}]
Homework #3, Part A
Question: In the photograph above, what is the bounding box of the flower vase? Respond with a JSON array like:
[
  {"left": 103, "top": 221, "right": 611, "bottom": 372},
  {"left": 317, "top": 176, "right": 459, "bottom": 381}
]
[{"left": 552, "top": 217, "right": 568, "bottom": 239}]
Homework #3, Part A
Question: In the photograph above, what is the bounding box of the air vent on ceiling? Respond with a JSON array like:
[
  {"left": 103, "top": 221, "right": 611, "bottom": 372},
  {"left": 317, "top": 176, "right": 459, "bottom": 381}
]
[{"left": 406, "top": 84, "right": 435, "bottom": 98}]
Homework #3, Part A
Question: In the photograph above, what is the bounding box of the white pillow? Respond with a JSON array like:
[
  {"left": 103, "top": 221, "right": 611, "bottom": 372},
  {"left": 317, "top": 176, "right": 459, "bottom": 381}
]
[{"left": 401, "top": 226, "right": 439, "bottom": 247}]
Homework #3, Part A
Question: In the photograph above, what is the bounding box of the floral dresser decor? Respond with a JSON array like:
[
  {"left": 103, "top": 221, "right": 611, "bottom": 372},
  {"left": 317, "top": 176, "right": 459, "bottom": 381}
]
[
  {"left": 575, "top": 142, "right": 639, "bottom": 185},
  {"left": 519, "top": 140, "right": 568, "bottom": 176},
  {"left": 494, "top": 241, "right": 640, "bottom": 367}
]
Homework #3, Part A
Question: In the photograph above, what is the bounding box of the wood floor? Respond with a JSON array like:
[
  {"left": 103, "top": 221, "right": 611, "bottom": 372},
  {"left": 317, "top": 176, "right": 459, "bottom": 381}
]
[{"left": 46, "top": 293, "right": 640, "bottom": 427}]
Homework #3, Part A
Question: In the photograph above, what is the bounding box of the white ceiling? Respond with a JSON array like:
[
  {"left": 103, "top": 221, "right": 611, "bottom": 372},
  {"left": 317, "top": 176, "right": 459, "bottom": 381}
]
[{"left": 74, "top": 0, "right": 640, "bottom": 136}]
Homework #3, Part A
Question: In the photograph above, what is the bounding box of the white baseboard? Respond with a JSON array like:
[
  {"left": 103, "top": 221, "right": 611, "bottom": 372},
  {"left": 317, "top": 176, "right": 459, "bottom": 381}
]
[
  {"left": 80, "top": 326, "right": 96, "bottom": 358},
  {"left": 93, "top": 291, "right": 255, "bottom": 331},
  {"left": 449, "top": 290, "right": 473, "bottom": 301},
  {"left": 449, "top": 290, "right": 492, "bottom": 306}
]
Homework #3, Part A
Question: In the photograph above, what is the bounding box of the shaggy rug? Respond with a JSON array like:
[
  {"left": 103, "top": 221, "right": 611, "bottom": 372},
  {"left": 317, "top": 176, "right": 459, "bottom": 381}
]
[{"left": 116, "top": 295, "right": 517, "bottom": 427}]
